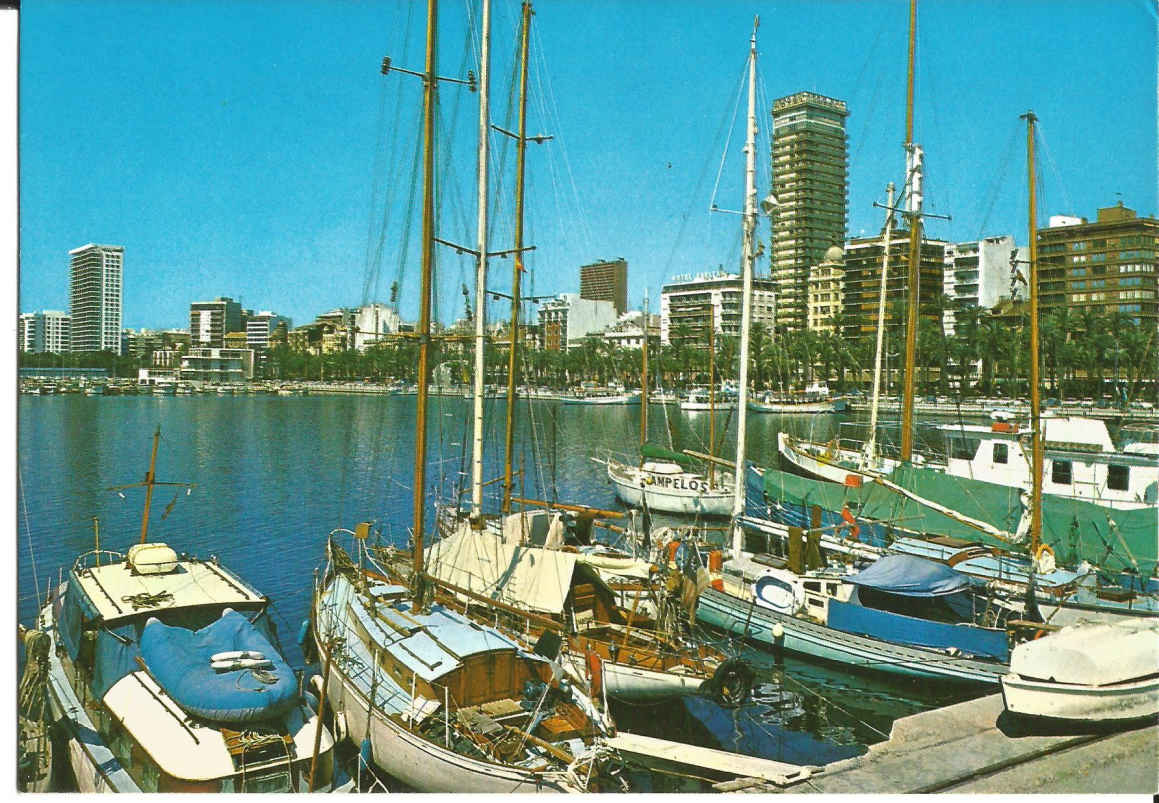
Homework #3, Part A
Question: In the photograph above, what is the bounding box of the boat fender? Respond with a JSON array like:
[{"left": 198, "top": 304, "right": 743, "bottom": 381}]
[
  {"left": 358, "top": 738, "right": 372, "bottom": 769},
  {"left": 1033, "top": 544, "right": 1056, "bottom": 574},
  {"left": 210, "top": 650, "right": 266, "bottom": 663},
  {"left": 211, "top": 658, "right": 274, "bottom": 672},
  {"left": 296, "top": 619, "right": 311, "bottom": 647},
  {"left": 700, "top": 657, "right": 755, "bottom": 707},
  {"left": 334, "top": 710, "right": 348, "bottom": 743}
]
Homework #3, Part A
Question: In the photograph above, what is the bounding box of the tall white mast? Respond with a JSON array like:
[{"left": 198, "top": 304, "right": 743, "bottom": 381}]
[
  {"left": 470, "top": 0, "right": 492, "bottom": 523},
  {"left": 731, "top": 17, "right": 759, "bottom": 558},
  {"left": 864, "top": 182, "right": 895, "bottom": 467}
]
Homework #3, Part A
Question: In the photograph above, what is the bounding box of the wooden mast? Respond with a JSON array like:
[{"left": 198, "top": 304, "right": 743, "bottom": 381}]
[
  {"left": 138, "top": 426, "right": 161, "bottom": 544},
  {"left": 469, "top": 0, "right": 492, "bottom": 524},
  {"left": 412, "top": 0, "right": 438, "bottom": 603},
  {"left": 1023, "top": 109, "right": 1043, "bottom": 554},
  {"left": 731, "top": 16, "right": 759, "bottom": 552},
  {"left": 502, "top": 1, "right": 533, "bottom": 515},
  {"left": 899, "top": 0, "right": 921, "bottom": 462}
]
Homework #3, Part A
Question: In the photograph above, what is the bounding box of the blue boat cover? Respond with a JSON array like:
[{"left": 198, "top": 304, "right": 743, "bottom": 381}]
[
  {"left": 140, "top": 610, "right": 298, "bottom": 723},
  {"left": 845, "top": 554, "right": 969, "bottom": 597}
]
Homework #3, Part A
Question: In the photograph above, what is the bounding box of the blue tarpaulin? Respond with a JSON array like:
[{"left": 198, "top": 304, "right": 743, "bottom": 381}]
[
  {"left": 140, "top": 609, "right": 298, "bottom": 723},
  {"left": 845, "top": 555, "right": 970, "bottom": 597}
]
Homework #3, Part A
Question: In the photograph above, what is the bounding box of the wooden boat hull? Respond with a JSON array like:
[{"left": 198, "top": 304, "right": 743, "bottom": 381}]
[
  {"left": 695, "top": 586, "right": 1005, "bottom": 685},
  {"left": 1000, "top": 673, "right": 1159, "bottom": 722},
  {"left": 312, "top": 590, "right": 581, "bottom": 793}
]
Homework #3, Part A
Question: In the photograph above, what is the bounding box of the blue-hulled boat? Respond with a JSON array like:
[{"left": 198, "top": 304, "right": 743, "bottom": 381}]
[{"left": 697, "top": 554, "right": 1012, "bottom": 685}]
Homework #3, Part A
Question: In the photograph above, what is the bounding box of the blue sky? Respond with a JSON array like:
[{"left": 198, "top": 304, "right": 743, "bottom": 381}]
[{"left": 17, "top": 0, "right": 1158, "bottom": 330}]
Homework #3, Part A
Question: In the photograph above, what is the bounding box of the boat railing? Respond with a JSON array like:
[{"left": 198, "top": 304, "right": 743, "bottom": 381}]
[{"left": 72, "top": 549, "right": 126, "bottom": 573}]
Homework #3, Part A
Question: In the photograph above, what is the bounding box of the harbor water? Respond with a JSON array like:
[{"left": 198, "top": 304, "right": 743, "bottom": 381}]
[{"left": 17, "top": 393, "right": 981, "bottom": 786}]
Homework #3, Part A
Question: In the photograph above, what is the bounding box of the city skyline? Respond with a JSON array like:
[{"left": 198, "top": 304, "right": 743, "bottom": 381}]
[{"left": 18, "top": 1, "right": 1158, "bottom": 331}]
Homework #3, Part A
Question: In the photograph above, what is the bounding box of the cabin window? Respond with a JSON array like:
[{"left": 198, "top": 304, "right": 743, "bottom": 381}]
[
  {"left": 992, "top": 443, "right": 1008, "bottom": 464},
  {"left": 826, "top": 583, "right": 838, "bottom": 596},
  {"left": 950, "top": 437, "right": 980, "bottom": 460},
  {"left": 804, "top": 581, "right": 821, "bottom": 593},
  {"left": 1051, "top": 460, "right": 1072, "bottom": 485},
  {"left": 1107, "top": 464, "right": 1130, "bottom": 491}
]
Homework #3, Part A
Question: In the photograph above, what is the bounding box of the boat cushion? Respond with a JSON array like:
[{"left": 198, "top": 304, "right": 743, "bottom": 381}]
[{"left": 139, "top": 609, "right": 298, "bottom": 723}]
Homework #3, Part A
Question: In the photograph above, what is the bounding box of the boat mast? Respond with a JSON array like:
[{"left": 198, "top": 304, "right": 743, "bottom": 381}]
[
  {"left": 899, "top": 0, "right": 922, "bottom": 463},
  {"left": 864, "top": 182, "right": 896, "bottom": 466},
  {"left": 640, "top": 290, "right": 649, "bottom": 447},
  {"left": 707, "top": 306, "right": 716, "bottom": 484},
  {"left": 470, "top": 0, "right": 492, "bottom": 525},
  {"left": 1023, "top": 109, "right": 1043, "bottom": 554},
  {"left": 502, "top": 1, "right": 533, "bottom": 515},
  {"left": 412, "top": 0, "right": 438, "bottom": 601},
  {"left": 731, "top": 16, "right": 759, "bottom": 551},
  {"left": 138, "top": 426, "right": 162, "bottom": 544}
]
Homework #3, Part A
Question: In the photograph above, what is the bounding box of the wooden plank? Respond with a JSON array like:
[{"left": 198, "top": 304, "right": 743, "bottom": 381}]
[{"left": 605, "top": 731, "right": 818, "bottom": 785}]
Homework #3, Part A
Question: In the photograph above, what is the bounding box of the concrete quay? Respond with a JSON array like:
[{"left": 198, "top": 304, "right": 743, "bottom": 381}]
[{"left": 768, "top": 693, "right": 1158, "bottom": 794}]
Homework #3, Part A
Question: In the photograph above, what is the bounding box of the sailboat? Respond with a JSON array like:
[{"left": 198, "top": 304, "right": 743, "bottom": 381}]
[
  {"left": 30, "top": 428, "right": 345, "bottom": 793},
  {"left": 309, "top": 3, "right": 631, "bottom": 792},
  {"left": 384, "top": 0, "right": 743, "bottom": 708},
  {"left": 751, "top": 100, "right": 1158, "bottom": 624},
  {"left": 690, "top": 12, "right": 1037, "bottom": 686}
]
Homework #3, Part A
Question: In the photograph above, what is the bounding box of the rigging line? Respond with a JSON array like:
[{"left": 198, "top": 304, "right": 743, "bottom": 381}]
[
  {"left": 1035, "top": 123, "right": 1074, "bottom": 220},
  {"left": 974, "top": 117, "right": 1017, "bottom": 239},
  {"left": 18, "top": 466, "right": 41, "bottom": 609},
  {"left": 530, "top": 23, "right": 594, "bottom": 256},
  {"left": 393, "top": 101, "right": 426, "bottom": 308},
  {"left": 364, "top": 0, "right": 418, "bottom": 304},
  {"left": 707, "top": 55, "right": 750, "bottom": 216}
]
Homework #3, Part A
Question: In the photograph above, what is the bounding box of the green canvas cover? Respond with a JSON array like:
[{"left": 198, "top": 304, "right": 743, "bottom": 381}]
[
  {"left": 640, "top": 441, "right": 697, "bottom": 469},
  {"left": 762, "top": 465, "right": 1158, "bottom": 576}
]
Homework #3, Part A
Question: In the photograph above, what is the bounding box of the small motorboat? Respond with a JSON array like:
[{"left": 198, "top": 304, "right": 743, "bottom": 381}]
[{"left": 1000, "top": 618, "right": 1159, "bottom": 723}]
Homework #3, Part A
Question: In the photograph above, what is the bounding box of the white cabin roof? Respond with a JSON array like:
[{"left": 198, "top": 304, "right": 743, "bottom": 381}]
[
  {"left": 1010, "top": 618, "right": 1159, "bottom": 686},
  {"left": 102, "top": 671, "right": 326, "bottom": 782},
  {"left": 938, "top": 415, "right": 1115, "bottom": 452},
  {"left": 74, "top": 556, "right": 266, "bottom": 624}
]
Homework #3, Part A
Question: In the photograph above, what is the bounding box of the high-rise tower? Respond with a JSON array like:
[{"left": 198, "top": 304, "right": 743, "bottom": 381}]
[
  {"left": 68, "top": 243, "right": 123, "bottom": 354},
  {"left": 770, "top": 92, "right": 849, "bottom": 333}
]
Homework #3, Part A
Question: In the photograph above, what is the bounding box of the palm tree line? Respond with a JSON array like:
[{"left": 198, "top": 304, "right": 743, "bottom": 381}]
[{"left": 19, "top": 303, "right": 1155, "bottom": 403}]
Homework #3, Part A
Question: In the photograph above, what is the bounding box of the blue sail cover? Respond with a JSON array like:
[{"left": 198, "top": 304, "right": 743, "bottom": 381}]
[
  {"left": 140, "top": 610, "right": 298, "bottom": 723},
  {"left": 845, "top": 554, "right": 970, "bottom": 597}
]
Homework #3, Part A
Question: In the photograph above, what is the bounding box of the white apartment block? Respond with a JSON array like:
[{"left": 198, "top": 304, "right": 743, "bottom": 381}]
[
  {"left": 943, "top": 235, "right": 1027, "bottom": 335},
  {"left": 659, "top": 271, "right": 777, "bottom": 345},
  {"left": 19, "top": 310, "right": 71, "bottom": 353},
  {"left": 69, "top": 243, "right": 123, "bottom": 354},
  {"left": 353, "top": 303, "right": 400, "bottom": 350},
  {"left": 537, "top": 293, "right": 619, "bottom": 351},
  {"left": 246, "top": 311, "right": 293, "bottom": 350}
]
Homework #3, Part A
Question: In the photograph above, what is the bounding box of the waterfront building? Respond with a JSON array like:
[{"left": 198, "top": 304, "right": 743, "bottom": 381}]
[
  {"left": 179, "top": 347, "right": 255, "bottom": 383},
  {"left": 223, "top": 331, "right": 249, "bottom": 350},
  {"left": 18, "top": 310, "right": 71, "bottom": 353},
  {"left": 659, "top": 271, "right": 777, "bottom": 347},
  {"left": 770, "top": 92, "right": 849, "bottom": 334},
  {"left": 536, "top": 293, "right": 618, "bottom": 351},
  {"left": 602, "top": 310, "right": 659, "bottom": 351},
  {"left": 806, "top": 246, "right": 846, "bottom": 334},
  {"left": 353, "top": 303, "right": 400, "bottom": 351},
  {"left": 190, "top": 297, "right": 243, "bottom": 348},
  {"left": 579, "top": 258, "right": 628, "bottom": 316},
  {"left": 841, "top": 230, "right": 948, "bottom": 339},
  {"left": 943, "top": 236, "right": 1026, "bottom": 335},
  {"left": 1037, "top": 203, "right": 1158, "bottom": 326},
  {"left": 69, "top": 243, "right": 123, "bottom": 354}
]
